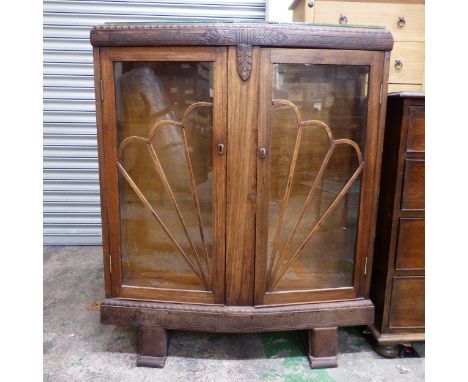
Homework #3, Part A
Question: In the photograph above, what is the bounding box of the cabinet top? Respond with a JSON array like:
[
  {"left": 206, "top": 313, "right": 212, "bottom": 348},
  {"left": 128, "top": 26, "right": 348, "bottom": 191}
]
[
  {"left": 289, "top": 0, "right": 425, "bottom": 8},
  {"left": 90, "top": 22, "right": 393, "bottom": 51}
]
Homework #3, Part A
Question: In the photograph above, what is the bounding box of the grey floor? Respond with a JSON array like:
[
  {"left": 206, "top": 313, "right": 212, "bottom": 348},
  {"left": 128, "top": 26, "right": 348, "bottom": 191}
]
[{"left": 44, "top": 246, "right": 425, "bottom": 382}]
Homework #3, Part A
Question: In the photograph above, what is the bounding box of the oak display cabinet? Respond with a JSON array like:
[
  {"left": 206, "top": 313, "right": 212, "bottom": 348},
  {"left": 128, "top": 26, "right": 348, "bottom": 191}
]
[{"left": 90, "top": 22, "right": 392, "bottom": 368}]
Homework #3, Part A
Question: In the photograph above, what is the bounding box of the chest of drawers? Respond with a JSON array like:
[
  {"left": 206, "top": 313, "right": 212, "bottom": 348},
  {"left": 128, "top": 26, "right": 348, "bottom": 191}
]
[
  {"left": 289, "top": 0, "right": 425, "bottom": 93},
  {"left": 370, "top": 93, "right": 425, "bottom": 356}
]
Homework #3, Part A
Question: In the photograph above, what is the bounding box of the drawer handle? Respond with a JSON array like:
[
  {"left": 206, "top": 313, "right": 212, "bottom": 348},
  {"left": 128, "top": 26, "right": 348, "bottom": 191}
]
[
  {"left": 307, "top": 0, "right": 315, "bottom": 8},
  {"left": 339, "top": 14, "right": 348, "bottom": 25},
  {"left": 259, "top": 148, "right": 267, "bottom": 159},
  {"left": 397, "top": 16, "right": 406, "bottom": 28},
  {"left": 394, "top": 59, "right": 403, "bottom": 71}
]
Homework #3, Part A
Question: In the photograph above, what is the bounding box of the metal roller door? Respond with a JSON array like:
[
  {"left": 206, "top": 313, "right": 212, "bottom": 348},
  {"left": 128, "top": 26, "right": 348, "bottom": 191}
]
[{"left": 44, "top": 0, "right": 266, "bottom": 245}]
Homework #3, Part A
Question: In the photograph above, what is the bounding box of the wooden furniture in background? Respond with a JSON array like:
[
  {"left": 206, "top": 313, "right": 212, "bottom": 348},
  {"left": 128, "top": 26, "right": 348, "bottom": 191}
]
[
  {"left": 289, "top": 0, "right": 425, "bottom": 93},
  {"left": 91, "top": 22, "right": 392, "bottom": 368},
  {"left": 370, "top": 93, "right": 425, "bottom": 357}
]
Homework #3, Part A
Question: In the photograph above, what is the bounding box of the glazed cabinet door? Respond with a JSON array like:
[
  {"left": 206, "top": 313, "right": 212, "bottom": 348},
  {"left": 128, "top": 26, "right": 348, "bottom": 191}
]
[
  {"left": 98, "top": 47, "right": 227, "bottom": 304},
  {"left": 255, "top": 49, "right": 384, "bottom": 305}
]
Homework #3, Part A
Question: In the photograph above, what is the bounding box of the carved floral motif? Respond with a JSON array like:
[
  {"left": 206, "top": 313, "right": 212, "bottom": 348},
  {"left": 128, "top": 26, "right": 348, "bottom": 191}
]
[
  {"left": 250, "top": 29, "right": 287, "bottom": 45},
  {"left": 200, "top": 28, "right": 287, "bottom": 46},
  {"left": 202, "top": 28, "right": 287, "bottom": 80},
  {"left": 236, "top": 44, "right": 252, "bottom": 81},
  {"left": 200, "top": 29, "right": 235, "bottom": 44}
]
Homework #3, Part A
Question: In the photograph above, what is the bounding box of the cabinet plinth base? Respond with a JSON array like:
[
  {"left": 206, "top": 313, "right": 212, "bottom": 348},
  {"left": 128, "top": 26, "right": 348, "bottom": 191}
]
[
  {"left": 101, "top": 298, "right": 374, "bottom": 332},
  {"left": 101, "top": 298, "right": 374, "bottom": 368},
  {"left": 307, "top": 327, "right": 338, "bottom": 369}
]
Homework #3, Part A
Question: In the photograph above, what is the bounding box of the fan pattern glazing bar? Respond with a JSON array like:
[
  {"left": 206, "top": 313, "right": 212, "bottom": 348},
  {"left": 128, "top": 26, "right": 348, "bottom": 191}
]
[
  {"left": 266, "top": 99, "right": 364, "bottom": 291},
  {"left": 117, "top": 102, "right": 213, "bottom": 290}
]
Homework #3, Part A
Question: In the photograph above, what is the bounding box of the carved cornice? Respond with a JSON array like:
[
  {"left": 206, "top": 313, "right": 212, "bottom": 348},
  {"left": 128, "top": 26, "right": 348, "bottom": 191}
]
[
  {"left": 90, "top": 23, "right": 393, "bottom": 51},
  {"left": 90, "top": 23, "right": 393, "bottom": 81}
]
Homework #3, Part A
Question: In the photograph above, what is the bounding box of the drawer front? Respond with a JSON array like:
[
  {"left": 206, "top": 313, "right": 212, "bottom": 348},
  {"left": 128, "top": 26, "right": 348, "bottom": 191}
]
[
  {"left": 314, "top": 1, "right": 425, "bottom": 42},
  {"left": 401, "top": 159, "right": 425, "bottom": 211},
  {"left": 388, "top": 83, "right": 422, "bottom": 93},
  {"left": 407, "top": 104, "right": 425, "bottom": 152},
  {"left": 389, "top": 277, "right": 425, "bottom": 330},
  {"left": 396, "top": 218, "right": 425, "bottom": 270},
  {"left": 389, "top": 42, "right": 424, "bottom": 85}
]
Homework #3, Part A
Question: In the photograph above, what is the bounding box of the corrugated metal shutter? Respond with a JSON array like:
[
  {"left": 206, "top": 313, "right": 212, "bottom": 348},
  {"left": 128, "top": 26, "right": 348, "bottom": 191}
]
[{"left": 44, "top": 0, "right": 266, "bottom": 245}]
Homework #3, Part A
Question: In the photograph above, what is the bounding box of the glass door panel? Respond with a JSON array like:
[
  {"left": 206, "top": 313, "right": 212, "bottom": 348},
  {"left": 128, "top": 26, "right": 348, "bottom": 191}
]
[
  {"left": 101, "top": 47, "right": 226, "bottom": 303},
  {"left": 268, "top": 64, "right": 368, "bottom": 292},
  {"left": 256, "top": 49, "right": 383, "bottom": 305}
]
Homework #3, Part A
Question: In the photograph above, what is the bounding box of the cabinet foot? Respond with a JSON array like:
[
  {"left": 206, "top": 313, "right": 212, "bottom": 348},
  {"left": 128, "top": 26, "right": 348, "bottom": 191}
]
[
  {"left": 136, "top": 326, "right": 170, "bottom": 368},
  {"left": 307, "top": 327, "right": 338, "bottom": 369},
  {"left": 374, "top": 344, "right": 399, "bottom": 358}
]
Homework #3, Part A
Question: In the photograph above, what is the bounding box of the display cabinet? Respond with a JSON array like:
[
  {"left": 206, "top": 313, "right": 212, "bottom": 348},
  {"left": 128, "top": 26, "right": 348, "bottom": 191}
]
[{"left": 91, "top": 22, "right": 392, "bottom": 368}]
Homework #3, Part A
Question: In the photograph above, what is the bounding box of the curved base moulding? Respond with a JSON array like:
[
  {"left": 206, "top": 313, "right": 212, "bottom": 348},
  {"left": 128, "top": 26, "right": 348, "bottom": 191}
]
[{"left": 101, "top": 298, "right": 374, "bottom": 369}]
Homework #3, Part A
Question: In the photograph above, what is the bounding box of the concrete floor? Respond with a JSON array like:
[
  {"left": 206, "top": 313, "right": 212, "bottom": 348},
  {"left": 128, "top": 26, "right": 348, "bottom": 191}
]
[{"left": 44, "top": 246, "right": 425, "bottom": 382}]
